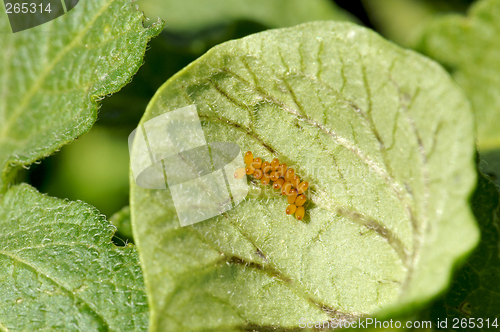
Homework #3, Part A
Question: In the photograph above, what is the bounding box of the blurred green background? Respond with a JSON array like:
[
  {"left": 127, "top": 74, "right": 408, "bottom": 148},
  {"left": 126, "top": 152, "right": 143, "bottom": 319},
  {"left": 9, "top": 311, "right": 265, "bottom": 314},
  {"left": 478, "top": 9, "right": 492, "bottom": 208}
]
[{"left": 23, "top": 0, "right": 485, "bottom": 243}]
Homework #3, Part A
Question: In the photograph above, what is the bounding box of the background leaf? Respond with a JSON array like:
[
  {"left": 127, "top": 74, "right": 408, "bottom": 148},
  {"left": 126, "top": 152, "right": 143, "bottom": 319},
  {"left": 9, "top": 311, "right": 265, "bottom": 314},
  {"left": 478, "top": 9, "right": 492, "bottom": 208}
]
[
  {"left": 139, "top": 0, "right": 354, "bottom": 34},
  {"left": 0, "top": 0, "right": 163, "bottom": 192},
  {"left": 361, "top": 0, "right": 472, "bottom": 47},
  {"left": 0, "top": 184, "right": 148, "bottom": 331},
  {"left": 131, "top": 22, "right": 478, "bottom": 331},
  {"left": 415, "top": 0, "right": 500, "bottom": 152}
]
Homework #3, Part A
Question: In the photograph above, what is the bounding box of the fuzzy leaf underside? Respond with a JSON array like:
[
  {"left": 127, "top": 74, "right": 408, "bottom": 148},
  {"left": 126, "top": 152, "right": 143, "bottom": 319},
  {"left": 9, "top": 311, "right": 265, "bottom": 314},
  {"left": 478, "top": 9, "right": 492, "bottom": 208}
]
[
  {"left": 131, "top": 22, "right": 478, "bottom": 331},
  {"left": 0, "top": 0, "right": 163, "bottom": 192},
  {"left": 0, "top": 184, "right": 148, "bottom": 331}
]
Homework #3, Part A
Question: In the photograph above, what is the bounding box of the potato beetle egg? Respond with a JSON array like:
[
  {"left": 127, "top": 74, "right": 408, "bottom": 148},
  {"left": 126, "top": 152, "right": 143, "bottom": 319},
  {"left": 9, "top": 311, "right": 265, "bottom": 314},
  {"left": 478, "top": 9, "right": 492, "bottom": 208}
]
[
  {"left": 277, "top": 163, "right": 287, "bottom": 178},
  {"left": 270, "top": 171, "right": 280, "bottom": 182},
  {"left": 244, "top": 151, "right": 254, "bottom": 166},
  {"left": 286, "top": 204, "right": 297, "bottom": 215},
  {"left": 297, "top": 181, "right": 309, "bottom": 194},
  {"left": 253, "top": 168, "right": 263, "bottom": 179},
  {"left": 295, "top": 194, "right": 306, "bottom": 206},
  {"left": 262, "top": 161, "right": 271, "bottom": 173},
  {"left": 284, "top": 168, "right": 295, "bottom": 182},
  {"left": 261, "top": 173, "right": 271, "bottom": 185},
  {"left": 281, "top": 181, "right": 293, "bottom": 196},
  {"left": 234, "top": 168, "right": 246, "bottom": 179},
  {"left": 252, "top": 157, "right": 262, "bottom": 169},
  {"left": 291, "top": 175, "right": 300, "bottom": 188},
  {"left": 295, "top": 206, "right": 305, "bottom": 220},
  {"left": 272, "top": 178, "right": 285, "bottom": 189},
  {"left": 287, "top": 192, "right": 297, "bottom": 204},
  {"left": 271, "top": 158, "right": 280, "bottom": 171},
  {"left": 245, "top": 166, "right": 255, "bottom": 175}
]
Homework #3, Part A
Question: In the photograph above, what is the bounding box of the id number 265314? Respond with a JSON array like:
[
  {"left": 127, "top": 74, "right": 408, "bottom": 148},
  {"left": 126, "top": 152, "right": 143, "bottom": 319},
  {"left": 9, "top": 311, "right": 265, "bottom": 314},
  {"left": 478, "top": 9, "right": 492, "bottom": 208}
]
[{"left": 5, "top": 3, "right": 52, "bottom": 13}]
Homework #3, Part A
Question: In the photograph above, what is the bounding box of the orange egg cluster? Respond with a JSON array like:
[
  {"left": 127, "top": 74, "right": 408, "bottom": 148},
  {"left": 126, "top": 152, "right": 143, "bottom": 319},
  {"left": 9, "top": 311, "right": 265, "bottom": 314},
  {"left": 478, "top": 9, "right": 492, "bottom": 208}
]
[{"left": 234, "top": 151, "right": 309, "bottom": 220}]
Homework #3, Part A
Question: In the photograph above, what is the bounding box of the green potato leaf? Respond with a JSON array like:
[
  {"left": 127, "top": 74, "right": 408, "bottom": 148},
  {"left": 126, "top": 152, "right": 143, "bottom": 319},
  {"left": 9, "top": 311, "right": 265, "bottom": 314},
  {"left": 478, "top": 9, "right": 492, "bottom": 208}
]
[
  {"left": 131, "top": 22, "right": 479, "bottom": 331},
  {"left": 0, "top": 184, "right": 148, "bottom": 331},
  {"left": 0, "top": 0, "right": 163, "bottom": 192},
  {"left": 415, "top": 0, "right": 500, "bottom": 151}
]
